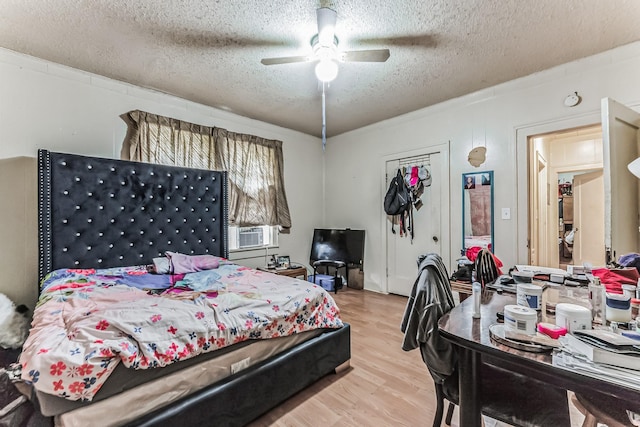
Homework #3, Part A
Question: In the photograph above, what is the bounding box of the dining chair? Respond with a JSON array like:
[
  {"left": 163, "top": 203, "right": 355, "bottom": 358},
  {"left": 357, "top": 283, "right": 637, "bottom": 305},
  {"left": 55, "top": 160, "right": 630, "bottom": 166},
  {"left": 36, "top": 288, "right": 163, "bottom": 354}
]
[
  {"left": 434, "top": 361, "right": 572, "bottom": 427},
  {"left": 572, "top": 392, "right": 637, "bottom": 427},
  {"left": 401, "top": 253, "right": 572, "bottom": 427}
]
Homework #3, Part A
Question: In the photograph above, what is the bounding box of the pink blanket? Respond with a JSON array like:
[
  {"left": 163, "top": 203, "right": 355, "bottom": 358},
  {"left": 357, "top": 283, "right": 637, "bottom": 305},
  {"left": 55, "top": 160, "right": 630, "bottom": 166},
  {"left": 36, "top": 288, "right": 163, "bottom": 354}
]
[{"left": 20, "top": 263, "right": 343, "bottom": 402}]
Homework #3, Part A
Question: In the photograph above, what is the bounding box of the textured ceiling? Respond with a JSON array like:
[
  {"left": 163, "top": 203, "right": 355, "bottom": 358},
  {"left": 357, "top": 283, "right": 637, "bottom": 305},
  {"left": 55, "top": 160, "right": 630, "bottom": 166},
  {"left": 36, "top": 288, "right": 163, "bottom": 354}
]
[{"left": 2, "top": 1, "right": 640, "bottom": 137}]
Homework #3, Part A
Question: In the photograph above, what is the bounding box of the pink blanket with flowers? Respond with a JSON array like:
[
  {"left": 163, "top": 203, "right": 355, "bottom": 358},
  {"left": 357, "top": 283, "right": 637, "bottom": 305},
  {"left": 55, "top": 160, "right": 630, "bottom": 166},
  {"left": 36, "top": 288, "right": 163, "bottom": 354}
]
[{"left": 20, "top": 261, "right": 343, "bottom": 402}]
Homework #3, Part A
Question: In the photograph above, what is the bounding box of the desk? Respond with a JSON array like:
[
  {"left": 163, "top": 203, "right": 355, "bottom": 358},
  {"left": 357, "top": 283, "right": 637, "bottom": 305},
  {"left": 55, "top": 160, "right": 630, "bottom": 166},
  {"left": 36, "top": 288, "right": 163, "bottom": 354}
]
[
  {"left": 257, "top": 266, "right": 307, "bottom": 280},
  {"left": 438, "top": 286, "right": 640, "bottom": 427}
]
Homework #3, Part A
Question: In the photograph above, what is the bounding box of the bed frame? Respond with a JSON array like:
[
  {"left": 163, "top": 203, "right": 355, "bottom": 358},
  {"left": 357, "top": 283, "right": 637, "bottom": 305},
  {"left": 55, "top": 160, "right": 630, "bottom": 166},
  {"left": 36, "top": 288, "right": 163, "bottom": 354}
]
[{"left": 36, "top": 150, "right": 351, "bottom": 426}]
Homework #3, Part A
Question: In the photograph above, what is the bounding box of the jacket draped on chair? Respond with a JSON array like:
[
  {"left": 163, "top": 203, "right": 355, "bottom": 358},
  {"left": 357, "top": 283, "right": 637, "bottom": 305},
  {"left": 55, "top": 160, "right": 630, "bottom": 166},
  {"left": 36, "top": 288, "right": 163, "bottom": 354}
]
[{"left": 401, "top": 253, "right": 457, "bottom": 384}]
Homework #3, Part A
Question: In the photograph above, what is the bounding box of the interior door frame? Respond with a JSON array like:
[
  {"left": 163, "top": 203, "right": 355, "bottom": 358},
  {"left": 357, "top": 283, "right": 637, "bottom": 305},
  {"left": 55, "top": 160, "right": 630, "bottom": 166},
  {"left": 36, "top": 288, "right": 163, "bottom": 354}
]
[
  {"left": 516, "top": 112, "right": 602, "bottom": 264},
  {"left": 380, "top": 142, "right": 450, "bottom": 294},
  {"left": 530, "top": 151, "right": 549, "bottom": 267}
]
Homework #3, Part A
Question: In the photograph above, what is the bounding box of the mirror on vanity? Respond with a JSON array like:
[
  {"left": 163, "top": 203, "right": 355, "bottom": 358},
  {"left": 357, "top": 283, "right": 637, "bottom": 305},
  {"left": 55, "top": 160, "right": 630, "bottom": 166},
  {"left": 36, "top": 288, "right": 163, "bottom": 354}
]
[{"left": 462, "top": 171, "right": 494, "bottom": 251}]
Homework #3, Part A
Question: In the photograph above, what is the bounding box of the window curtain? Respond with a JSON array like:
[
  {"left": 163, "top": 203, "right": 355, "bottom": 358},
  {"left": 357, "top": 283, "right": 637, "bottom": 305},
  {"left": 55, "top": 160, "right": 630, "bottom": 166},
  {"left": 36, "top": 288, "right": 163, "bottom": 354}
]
[{"left": 121, "top": 110, "right": 292, "bottom": 230}]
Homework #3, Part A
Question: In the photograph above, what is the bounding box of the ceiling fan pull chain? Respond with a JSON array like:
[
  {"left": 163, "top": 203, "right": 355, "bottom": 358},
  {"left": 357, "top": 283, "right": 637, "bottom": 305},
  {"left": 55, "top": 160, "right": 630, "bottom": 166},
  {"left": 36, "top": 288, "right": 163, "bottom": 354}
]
[{"left": 322, "top": 82, "right": 327, "bottom": 152}]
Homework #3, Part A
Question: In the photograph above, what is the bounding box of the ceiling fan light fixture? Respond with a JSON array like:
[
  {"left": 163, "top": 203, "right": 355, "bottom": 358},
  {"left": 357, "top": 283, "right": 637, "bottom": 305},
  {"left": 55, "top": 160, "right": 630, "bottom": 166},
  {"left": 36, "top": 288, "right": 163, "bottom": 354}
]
[
  {"left": 315, "top": 59, "right": 338, "bottom": 82},
  {"left": 318, "top": 26, "right": 336, "bottom": 46}
]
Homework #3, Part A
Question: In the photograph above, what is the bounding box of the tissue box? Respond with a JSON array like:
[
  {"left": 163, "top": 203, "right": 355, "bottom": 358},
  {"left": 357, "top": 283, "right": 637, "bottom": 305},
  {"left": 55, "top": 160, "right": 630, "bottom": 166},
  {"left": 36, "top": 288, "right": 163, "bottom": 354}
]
[{"left": 308, "top": 274, "right": 336, "bottom": 291}]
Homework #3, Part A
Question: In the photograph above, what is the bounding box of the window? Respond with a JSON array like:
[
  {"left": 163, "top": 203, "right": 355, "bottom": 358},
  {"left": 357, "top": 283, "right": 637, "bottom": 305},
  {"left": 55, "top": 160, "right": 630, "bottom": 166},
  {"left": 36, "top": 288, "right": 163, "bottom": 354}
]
[
  {"left": 121, "top": 110, "right": 292, "bottom": 235},
  {"left": 229, "top": 225, "right": 279, "bottom": 251}
]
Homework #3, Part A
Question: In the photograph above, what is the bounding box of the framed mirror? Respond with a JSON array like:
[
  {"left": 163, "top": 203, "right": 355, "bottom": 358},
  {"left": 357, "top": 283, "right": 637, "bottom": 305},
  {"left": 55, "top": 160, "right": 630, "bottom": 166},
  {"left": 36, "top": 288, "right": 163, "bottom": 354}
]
[{"left": 462, "top": 171, "right": 494, "bottom": 252}]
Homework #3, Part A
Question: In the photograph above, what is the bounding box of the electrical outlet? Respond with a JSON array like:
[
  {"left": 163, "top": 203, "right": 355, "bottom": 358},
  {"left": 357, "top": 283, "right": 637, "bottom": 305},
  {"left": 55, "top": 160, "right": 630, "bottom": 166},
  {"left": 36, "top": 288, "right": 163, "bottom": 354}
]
[
  {"left": 231, "top": 357, "right": 251, "bottom": 374},
  {"left": 501, "top": 208, "right": 511, "bottom": 220}
]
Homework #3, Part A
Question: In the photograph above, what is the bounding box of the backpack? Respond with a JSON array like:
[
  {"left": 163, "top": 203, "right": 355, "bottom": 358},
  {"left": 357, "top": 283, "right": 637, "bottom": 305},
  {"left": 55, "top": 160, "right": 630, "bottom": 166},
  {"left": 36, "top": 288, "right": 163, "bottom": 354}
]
[
  {"left": 384, "top": 169, "right": 411, "bottom": 215},
  {"left": 384, "top": 169, "right": 413, "bottom": 236}
]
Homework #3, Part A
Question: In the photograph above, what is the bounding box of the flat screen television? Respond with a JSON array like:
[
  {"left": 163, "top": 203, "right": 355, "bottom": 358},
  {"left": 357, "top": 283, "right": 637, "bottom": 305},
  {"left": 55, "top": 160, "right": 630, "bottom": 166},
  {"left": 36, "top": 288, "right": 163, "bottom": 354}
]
[{"left": 309, "top": 228, "right": 365, "bottom": 269}]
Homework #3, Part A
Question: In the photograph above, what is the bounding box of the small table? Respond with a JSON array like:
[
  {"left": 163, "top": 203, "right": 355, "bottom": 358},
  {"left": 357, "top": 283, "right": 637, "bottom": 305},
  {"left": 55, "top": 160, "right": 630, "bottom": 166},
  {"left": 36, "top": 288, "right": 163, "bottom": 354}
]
[{"left": 258, "top": 266, "right": 307, "bottom": 280}]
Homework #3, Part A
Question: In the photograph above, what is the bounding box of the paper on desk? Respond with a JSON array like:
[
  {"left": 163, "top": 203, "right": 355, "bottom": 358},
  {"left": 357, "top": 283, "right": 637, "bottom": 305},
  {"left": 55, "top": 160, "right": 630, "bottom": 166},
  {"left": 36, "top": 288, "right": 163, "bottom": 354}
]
[
  {"left": 515, "top": 265, "right": 567, "bottom": 276},
  {"left": 553, "top": 350, "right": 640, "bottom": 391}
]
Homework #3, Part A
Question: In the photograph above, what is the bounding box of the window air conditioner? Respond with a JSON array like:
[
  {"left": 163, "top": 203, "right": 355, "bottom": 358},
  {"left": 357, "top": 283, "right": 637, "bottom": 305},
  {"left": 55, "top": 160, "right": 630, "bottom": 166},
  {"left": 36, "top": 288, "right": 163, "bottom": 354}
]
[{"left": 238, "top": 227, "right": 264, "bottom": 248}]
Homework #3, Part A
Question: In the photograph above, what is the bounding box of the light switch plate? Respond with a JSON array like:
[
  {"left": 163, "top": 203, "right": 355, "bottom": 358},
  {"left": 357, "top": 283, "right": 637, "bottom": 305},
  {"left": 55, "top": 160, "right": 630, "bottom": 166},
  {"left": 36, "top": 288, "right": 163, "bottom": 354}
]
[{"left": 501, "top": 208, "right": 511, "bottom": 220}]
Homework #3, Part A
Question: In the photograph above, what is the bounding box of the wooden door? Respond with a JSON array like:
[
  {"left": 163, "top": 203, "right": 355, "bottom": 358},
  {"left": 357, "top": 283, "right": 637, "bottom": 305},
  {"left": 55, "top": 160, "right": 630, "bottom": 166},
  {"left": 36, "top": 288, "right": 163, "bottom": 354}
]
[
  {"left": 572, "top": 170, "right": 605, "bottom": 266},
  {"left": 602, "top": 98, "right": 640, "bottom": 261},
  {"left": 385, "top": 148, "right": 449, "bottom": 297}
]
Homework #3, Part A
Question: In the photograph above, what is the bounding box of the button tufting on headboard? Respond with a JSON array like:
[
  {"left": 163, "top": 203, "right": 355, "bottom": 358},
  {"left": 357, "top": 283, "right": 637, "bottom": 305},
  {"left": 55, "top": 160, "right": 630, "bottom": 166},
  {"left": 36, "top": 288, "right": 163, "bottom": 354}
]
[{"left": 38, "top": 150, "right": 228, "bottom": 285}]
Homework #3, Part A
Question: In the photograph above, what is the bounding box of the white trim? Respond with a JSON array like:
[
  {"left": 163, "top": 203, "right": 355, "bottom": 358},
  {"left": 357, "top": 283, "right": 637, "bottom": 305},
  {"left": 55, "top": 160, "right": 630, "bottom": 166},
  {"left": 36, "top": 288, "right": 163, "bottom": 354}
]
[{"left": 515, "top": 112, "right": 601, "bottom": 264}]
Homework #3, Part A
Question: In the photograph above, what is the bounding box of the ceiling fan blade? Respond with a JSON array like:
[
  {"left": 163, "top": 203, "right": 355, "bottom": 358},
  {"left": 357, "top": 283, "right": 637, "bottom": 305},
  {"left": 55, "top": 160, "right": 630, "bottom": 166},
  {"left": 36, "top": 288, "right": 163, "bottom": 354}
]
[
  {"left": 146, "top": 26, "right": 287, "bottom": 49},
  {"left": 316, "top": 7, "right": 337, "bottom": 46},
  {"left": 352, "top": 34, "right": 437, "bottom": 48},
  {"left": 261, "top": 55, "right": 313, "bottom": 65},
  {"left": 340, "top": 49, "right": 390, "bottom": 63}
]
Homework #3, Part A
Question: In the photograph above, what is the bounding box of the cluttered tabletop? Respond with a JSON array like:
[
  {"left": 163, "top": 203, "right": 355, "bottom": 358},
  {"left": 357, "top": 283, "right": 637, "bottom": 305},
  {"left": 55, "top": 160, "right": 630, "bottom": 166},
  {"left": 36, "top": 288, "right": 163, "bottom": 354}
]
[{"left": 440, "top": 262, "right": 640, "bottom": 405}]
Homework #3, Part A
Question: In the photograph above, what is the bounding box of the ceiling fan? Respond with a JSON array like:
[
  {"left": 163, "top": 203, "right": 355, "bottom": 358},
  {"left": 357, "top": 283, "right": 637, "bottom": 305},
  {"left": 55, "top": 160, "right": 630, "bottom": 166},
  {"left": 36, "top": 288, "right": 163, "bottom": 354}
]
[{"left": 260, "top": 7, "right": 390, "bottom": 82}]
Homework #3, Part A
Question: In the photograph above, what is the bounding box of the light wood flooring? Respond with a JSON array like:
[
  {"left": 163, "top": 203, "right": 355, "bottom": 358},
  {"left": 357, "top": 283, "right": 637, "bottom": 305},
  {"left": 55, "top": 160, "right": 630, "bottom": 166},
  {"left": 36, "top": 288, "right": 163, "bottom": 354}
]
[{"left": 248, "top": 288, "right": 586, "bottom": 427}]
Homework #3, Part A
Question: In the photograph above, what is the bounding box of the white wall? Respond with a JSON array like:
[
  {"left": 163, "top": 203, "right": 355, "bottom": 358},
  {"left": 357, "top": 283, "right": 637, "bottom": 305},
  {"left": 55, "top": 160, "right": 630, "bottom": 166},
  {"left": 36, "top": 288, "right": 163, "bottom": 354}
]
[
  {"left": 324, "top": 42, "right": 640, "bottom": 293},
  {"left": 4, "top": 42, "right": 640, "bottom": 303},
  {"left": 0, "top": 48, "right": 324, "bottom": 308}
]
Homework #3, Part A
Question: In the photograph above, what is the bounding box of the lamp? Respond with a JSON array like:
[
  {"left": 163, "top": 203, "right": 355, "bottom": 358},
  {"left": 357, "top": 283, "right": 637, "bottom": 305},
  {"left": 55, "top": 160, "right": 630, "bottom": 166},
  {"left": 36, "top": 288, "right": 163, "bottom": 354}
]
[
  {"left": 628, "top": 157, "right": 640, "bottom": 179},
  {"left": 315, "top": 59, "right": 338, "bottom": 82}
]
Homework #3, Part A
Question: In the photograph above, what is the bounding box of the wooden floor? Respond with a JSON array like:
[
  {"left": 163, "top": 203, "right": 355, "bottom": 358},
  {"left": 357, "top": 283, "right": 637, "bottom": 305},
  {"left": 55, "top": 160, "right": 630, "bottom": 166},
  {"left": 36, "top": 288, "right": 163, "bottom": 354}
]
[
  {"left": 247, "top": 287, "right": 447, "bottom": 427},
  {"left": 248, "top": 288, "right": 585, "bottom": 427}
]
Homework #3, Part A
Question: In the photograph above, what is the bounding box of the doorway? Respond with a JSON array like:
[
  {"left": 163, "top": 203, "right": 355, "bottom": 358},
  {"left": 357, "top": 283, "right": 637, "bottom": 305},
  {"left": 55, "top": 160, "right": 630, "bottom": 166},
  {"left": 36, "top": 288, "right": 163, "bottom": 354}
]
[
  {"left": 528, "top": 124, "right": 604, "bottom": 268},
  {"left": 383, "top": 144, "right": 450, "bottom": 297}
]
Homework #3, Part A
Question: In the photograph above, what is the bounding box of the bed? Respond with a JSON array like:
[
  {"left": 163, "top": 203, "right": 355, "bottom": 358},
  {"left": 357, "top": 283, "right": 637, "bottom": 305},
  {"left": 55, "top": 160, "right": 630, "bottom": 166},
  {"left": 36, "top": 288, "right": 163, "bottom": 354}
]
[{"left": 18, "top": 150, "right": 350, "bottom": 427}]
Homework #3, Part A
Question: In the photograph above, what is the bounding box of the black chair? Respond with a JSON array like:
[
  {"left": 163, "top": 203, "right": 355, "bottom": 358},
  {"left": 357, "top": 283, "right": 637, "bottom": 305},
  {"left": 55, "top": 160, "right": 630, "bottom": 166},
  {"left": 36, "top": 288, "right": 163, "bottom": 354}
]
[
  {"left": 435, "top": 363, "right": 572, "bottom": 427},
  {"left": 401, "top": 253, "right": 571, "bottom": 427},
  {"left": 311, "top": 260, "right": 347, "bottom": 294},
  {"left": 572, "top": 392, "right": 638, "bottom": 427}
]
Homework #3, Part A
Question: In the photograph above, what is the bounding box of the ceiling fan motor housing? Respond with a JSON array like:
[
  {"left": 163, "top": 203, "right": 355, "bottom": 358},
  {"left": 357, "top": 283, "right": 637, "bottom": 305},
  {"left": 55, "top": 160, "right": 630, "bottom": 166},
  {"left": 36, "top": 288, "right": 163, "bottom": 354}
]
[
  {"left": 260, "top": 6, "right": 390, "bottom": 67},
  {"left": 312, "top": 35, "right": 339, "bottom": 60}
]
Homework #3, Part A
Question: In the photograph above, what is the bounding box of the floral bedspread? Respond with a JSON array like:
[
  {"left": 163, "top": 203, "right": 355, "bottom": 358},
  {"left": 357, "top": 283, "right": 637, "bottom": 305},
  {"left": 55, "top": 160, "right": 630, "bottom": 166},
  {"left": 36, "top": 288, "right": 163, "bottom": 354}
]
[{"left": 19, "top": 262, "right": 343, "bottom": 402}]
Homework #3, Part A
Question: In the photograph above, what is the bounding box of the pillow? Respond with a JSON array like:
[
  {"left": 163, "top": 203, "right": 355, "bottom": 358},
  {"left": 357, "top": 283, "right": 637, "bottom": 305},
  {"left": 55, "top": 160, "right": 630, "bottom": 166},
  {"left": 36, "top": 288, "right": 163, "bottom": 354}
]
[{"left": 166, "top": 251, "right": 221, "bottom": 274}]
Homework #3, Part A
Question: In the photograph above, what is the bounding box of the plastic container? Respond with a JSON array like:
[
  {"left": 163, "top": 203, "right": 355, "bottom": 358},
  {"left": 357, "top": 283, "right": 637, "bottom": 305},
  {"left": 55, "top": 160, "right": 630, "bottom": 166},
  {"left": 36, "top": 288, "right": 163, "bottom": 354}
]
[
  {"left": 555, "top": 303, "right": 592, "bottom": 333},
  {"left": 589, "top": 278, "right": 605, "bottom": 324},
  {"left": 605, "top": 293, "right": 631, "bottom": 323},
  {"left": 308, "top": 274, "right": 336, "bottom": 291},
  {"left": 537, "top": 322, "right": 567, "bottom": 339},
  {"left": 632, "top": 298, "right": 640, "bottom": 319},
  {"left": 504, "top": 304, "right": 537, "bottom": 335},
  {"left": 516, "top": 283, "right": 543, "bottom": 310},
  {"left": 472, "top": 282, "right": 481, "bottom": 319},
  {"left": 512, "top": 270, "right": 534, "bottom": 284},
  {"left": 622, "top": 285, "right": 637, "bottom": 299}
]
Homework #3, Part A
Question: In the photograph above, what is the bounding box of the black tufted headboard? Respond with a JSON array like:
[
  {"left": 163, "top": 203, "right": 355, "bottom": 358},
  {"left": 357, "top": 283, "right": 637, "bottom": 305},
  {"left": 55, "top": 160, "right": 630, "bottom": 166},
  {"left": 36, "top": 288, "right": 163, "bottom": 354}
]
[{"left": 37, "top": 150, "right": 228, "bottom": 287}]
